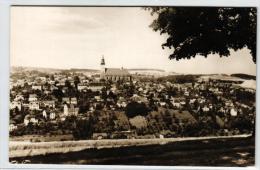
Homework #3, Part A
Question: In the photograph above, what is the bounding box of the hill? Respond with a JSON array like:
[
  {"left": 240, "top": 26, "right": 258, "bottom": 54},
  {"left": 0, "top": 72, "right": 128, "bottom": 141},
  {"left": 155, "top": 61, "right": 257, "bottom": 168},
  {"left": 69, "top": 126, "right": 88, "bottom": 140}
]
[
  {"left": 128, "top": 68, "right": 179, "bottom": 77},
  {"left": 231, "top": 74, "right": 256, "bottom": 80}
]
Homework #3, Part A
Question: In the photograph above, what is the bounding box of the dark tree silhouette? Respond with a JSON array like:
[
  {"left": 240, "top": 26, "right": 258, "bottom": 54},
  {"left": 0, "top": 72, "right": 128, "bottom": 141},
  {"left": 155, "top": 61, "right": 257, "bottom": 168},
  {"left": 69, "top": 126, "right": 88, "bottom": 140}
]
[
  {"left": 74, "top": 76, "right": 80, "bottom": 89},
  {"left": 73, "top": 118, "right": 94, "bottom": 139},
  {"left": 146, "top": 7, "right": 257, "bottom": 62},
  {"left": 125, "top": 102, "right": 150, "bottom": 118}
]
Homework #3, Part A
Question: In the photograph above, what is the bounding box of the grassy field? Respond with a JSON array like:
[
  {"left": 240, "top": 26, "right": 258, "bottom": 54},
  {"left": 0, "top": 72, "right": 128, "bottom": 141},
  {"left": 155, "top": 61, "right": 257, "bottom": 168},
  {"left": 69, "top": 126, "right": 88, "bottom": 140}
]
[{"left": 10, "top": 136, "right": 255, "bottom": 166}]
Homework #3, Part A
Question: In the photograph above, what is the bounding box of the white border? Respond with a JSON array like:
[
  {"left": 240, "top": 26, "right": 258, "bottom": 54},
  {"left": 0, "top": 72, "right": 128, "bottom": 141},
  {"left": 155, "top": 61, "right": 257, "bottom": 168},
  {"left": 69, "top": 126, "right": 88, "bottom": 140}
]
[{"left": 0, "top": 0, "right": 259, "bottom": 169}]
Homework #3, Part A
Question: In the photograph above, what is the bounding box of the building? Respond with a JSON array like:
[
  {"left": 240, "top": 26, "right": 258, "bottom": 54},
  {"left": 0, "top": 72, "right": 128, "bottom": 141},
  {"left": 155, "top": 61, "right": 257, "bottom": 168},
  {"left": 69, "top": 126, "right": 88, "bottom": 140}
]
[
  {"left": 29, "top": 101, "right": 40, "bottom": 110},
  {"left": 41, "top": 100, "right": 55, "bottom": 108},
  {"left": 50, "top": 112, "right": 56, "bottom": 120},
  {"left": 71, "top": 97, "right": 77, "bottom": 105},
  {"left": 62, "top": 97, "right": 77, "bottom": 105},
  {"left": 14, "top": 94, "right": 24, "bottom": 101},
  {"left": 88, "top": 84, "right": 104, "bottom": 92},
  {"left": 100, "top": 56, "right": 131, "bottom": 81},
  {"left": 32, "top": 85, "right": 42, "bottom": 91},
  {"left": 64, "top": 104, "right": 79, "bottom": 116},
  {"left": 77, "top": 83, "right": 88, "bottom": 91},
  {"left": 10, "top": 101, "right": 22, "bottom": 111},
  {"left": 28, "top": 94, "right": 38, "bottom": 102},
  {"left": 42, "top": 110, "right": 47, "bottom": 118},
  {"left": 9, "top": 120, "right": 18, "bottom": 132}
]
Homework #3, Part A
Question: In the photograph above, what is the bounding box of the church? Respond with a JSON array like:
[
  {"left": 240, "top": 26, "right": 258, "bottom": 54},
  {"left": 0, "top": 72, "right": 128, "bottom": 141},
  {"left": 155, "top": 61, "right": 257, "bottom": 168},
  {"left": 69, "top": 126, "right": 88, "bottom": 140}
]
[{"left": 100, "top": 56, "right": 132, "bottom": 82}]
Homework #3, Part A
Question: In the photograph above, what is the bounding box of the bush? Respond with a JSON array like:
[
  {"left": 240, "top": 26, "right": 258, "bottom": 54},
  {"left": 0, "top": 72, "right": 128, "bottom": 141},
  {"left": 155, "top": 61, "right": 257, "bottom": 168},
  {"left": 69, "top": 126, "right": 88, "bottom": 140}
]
[{"left": 125, "top": 102, "right": 150, "bottom": 118}]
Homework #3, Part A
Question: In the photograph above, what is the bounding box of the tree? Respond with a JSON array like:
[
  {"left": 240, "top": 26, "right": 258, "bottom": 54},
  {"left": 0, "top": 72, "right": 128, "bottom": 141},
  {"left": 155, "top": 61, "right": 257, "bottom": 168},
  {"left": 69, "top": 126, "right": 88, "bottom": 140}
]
[
  {"left": 73, "top": 118, "right": 94, "bottom": 139},
  {"left": 125, "top": 102, "right": 150, "bottom": 118},
  {"left": 65, "top": 80, "right": 72, "bottom": 88},
  {"left": 52, "top": 88, "right": 63, "bottom": 101},
  {"left": 146, "top": 7, "right": 256, "bottom": 62},
  {"left": 74, "top": 76, "right": 80, "bottom": 89}
]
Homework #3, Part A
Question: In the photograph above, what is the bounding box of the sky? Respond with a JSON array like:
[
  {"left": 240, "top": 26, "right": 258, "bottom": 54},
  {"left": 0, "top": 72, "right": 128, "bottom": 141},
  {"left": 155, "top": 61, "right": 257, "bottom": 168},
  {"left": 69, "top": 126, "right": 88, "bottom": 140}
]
[{"left": 11, "top": 7, "right": 256, "bottom": 75}]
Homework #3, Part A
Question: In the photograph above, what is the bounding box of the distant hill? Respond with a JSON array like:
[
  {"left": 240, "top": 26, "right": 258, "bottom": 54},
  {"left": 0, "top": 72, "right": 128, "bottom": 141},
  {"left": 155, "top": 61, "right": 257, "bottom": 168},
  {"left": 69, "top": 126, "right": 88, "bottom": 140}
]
[
  {"left": 231, "top": 74, "right": 256, "bottom": 80},
  {"left": 11, "top": 66, "right": 65, "bottom": 73},
  {"left": 11, "top": 66, "right": 100, "bottom": 73},
  {"left": 70, "top": 68, "right": 99, "bottom": 72},
  {"left": 128, "top": 68, "right": 165, "bottom": 72},
  {"left": 128, "top": 68, "right": 179, "bottom": 77}
]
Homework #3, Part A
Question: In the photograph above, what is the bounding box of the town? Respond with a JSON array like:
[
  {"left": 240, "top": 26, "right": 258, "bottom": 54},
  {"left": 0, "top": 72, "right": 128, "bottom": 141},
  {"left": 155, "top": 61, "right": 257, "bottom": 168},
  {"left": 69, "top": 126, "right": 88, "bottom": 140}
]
[{"left": 9, "top": 57, "right": 256, "bottom": 142}]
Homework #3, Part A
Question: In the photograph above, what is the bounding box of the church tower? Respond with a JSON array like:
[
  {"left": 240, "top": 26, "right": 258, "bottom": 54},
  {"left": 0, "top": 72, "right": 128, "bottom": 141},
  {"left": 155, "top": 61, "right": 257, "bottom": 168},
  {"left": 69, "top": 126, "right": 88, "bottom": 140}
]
[
  {"left": 100, "top": 55, "right": 105, "bottom": 72},
  {"left": 100, "top": 55, "right": 106, "bottom": 79}
]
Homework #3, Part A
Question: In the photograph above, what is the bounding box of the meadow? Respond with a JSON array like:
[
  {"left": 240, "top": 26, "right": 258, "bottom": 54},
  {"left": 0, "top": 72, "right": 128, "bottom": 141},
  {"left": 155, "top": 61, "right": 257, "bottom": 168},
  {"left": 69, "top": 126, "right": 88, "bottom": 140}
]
[{"left": 9, "top": 135, "right": 254, "bottom": 166}]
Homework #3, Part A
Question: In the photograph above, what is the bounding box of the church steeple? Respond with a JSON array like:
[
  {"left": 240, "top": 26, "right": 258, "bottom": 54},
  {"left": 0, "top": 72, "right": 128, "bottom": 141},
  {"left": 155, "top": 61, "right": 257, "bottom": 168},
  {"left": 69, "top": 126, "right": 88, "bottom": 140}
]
[
  {"left": 101, "top": 55, "right": 105, "bottom": 66},
  {"left": 100, "top": 55, "right": 106, "bottom": 75}
]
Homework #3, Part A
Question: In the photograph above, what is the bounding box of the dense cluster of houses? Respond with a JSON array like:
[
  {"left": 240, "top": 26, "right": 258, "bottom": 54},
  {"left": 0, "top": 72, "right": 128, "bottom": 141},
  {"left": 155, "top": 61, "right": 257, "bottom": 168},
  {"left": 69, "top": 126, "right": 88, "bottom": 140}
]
[{"left": 9, "top": 62, "right": 256, "bottom": 138}]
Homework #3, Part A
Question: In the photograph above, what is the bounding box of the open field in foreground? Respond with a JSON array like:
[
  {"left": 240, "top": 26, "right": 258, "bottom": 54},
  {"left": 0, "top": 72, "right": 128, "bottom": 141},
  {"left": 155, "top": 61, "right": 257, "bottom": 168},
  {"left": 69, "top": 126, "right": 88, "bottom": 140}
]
[{"left": 10, "top": 135, "right": 254, "bottom": 166}]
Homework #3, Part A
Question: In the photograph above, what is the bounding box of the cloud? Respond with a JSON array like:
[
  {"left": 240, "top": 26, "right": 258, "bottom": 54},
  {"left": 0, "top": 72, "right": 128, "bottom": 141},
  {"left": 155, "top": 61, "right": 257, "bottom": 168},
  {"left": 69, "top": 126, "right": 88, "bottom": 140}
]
[{"left": 46, "top": 8, "right": 106, "bottom": 34}]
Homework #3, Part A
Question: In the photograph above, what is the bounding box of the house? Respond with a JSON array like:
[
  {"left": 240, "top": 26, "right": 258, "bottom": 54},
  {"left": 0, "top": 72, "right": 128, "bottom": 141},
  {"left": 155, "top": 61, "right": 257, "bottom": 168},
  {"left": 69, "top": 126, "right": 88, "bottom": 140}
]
[
  {"left": 110, "top": 130, "right": 136, "bottom": 139},
  {"left": 60, "top": 115, "right": 66, "bottom": 121},
  {"left": 32, "top": 85, "right": 42, "bottom": 91},
  {"left": 28, "top": 94, "right": 37, "bottom": 102},
  {"left": 23, "top": 115, "right": 38, "bottom": 125},
  {"left": 64, "top": 104, "right": 69, "bottom": 116},
  {"left": 230, "top": 108, "right": 238, "bottom": 117},
  {"left": 117, "top": 101, "right": 127, "bottom": 108},
  {"left": 159, "top": 102, "right": 166, "bottom": 107},
  {"left": 61, "top": 97, "right": 77, "bottom": 105},
  {"left": 94, "top": 96, "right": 101, "bottom": 101},
  {"left": 39, "top": 76, "right": 47, "bottom": 82},
  {"left": 225, "top": 101, "right": 234, "bottom": 107},
  {"left": 43, "top": 90, "right": 51, "bottom": 95},
  {"left": 50, "top": 112, "right": 56, "bottom": 120},
  {"left": 14, "top": 94, "right": 24, "bottom": 101},
  {"left": 180, "top": 101, "right": 186, "bottom": 106},
  {"left": 41, "top": 100, "right": 55, "bottom": 108},
  {"left": 62, "top": 97, "right": 70, "bottom": 104},
  {"left": 189, "top": 99, "right": 196, "bottom": 104},
  {"left": 50, "top": 85, "right": 58, "bottom": 91},
  {"left": 172, "top": 102, "right": 181, "bottom": 108},
  {"left": 42, "top": 110, "right": 47, "bottom": 118},
  {"left": 117, "top": 97, "right": 127, "bottom": 108},
  {"left": 77, "top": 83, "right": 88, "bottom": 91},
  {"left": 30, "top": 117, "right": 38, "bottom": 124},
  {"left": 64, "top": 104, "right": 79, "bottom": 116},
  {"left": 184, "top": 91, "right": 189, "bottom": 96},
  {"left": 70, "top": 97, "right": 77, "bottom": 105},
  {"left": 88, "top": 85, "right": 104, "bottom": 92},
  {"left": 17, "top": 79, "right": 25, "bottom": 87},
  {"left": 9, "top": 123, "right": 18, "bottom": 132},
  {"left": 202, "top": 106, "right": 210, "bottom": 112},
  {"left": 56, "top": 81, "right": 65, "bottom": 87},
  {"left": 10, "top": 101, "right": 22, "bottom": 111},
  {"left": 29, "top": 101, "right": 40, "bottom": 110},
  {"left": 62, "top": 87, "right": 68, "bottom": 93},
  {"left": 49, "top": 80, "right": 56, "bottom": 85},
  {"left": 24, "top": 118, "right": 30, "bottom": 126},
  {"left": 92, "top": 133, "right": 108, "bottom": 140}
]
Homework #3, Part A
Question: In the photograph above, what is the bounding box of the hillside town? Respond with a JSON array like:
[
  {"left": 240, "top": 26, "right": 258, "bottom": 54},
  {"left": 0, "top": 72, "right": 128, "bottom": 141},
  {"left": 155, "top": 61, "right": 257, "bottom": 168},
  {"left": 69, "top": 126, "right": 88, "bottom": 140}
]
[{"left": 9, "top": 57, "right": 256, "bottom": 141}]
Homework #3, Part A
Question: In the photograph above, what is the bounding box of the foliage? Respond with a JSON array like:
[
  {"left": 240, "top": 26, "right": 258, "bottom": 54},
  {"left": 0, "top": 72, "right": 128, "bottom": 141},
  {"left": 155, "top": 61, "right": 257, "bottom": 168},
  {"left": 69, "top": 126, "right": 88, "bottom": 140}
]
[
  {"left": 158, "top": 75, "right": 198, "bottom": 83},
  {"left": 146, "top": 7, "right": 256, "bottom": 62},
  {"left": 74, "top": 76, "right": 80, "bottom": 88},
  {"left": 125, "top": 102, "right": 150, "bottom": 118},
  {"left": 73, "top": 118, "right": 93, "bottom": 140},
  {"left": 234, "top": 89, "right": 255, "bottom": 104}
]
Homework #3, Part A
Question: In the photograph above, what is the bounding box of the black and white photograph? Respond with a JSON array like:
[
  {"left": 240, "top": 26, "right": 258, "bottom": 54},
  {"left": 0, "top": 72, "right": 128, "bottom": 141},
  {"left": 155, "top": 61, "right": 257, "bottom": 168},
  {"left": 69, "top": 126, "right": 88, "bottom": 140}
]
[{"left": 9, "top": 6, "right": 256, "bottom": 167}]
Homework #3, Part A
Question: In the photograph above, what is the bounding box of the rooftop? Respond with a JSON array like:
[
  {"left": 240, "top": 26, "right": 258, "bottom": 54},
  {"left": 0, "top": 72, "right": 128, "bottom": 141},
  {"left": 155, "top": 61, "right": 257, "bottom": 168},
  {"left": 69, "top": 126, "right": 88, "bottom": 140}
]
[{"left": 104, "top": 68, "right": 130, "bottom": 76}]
